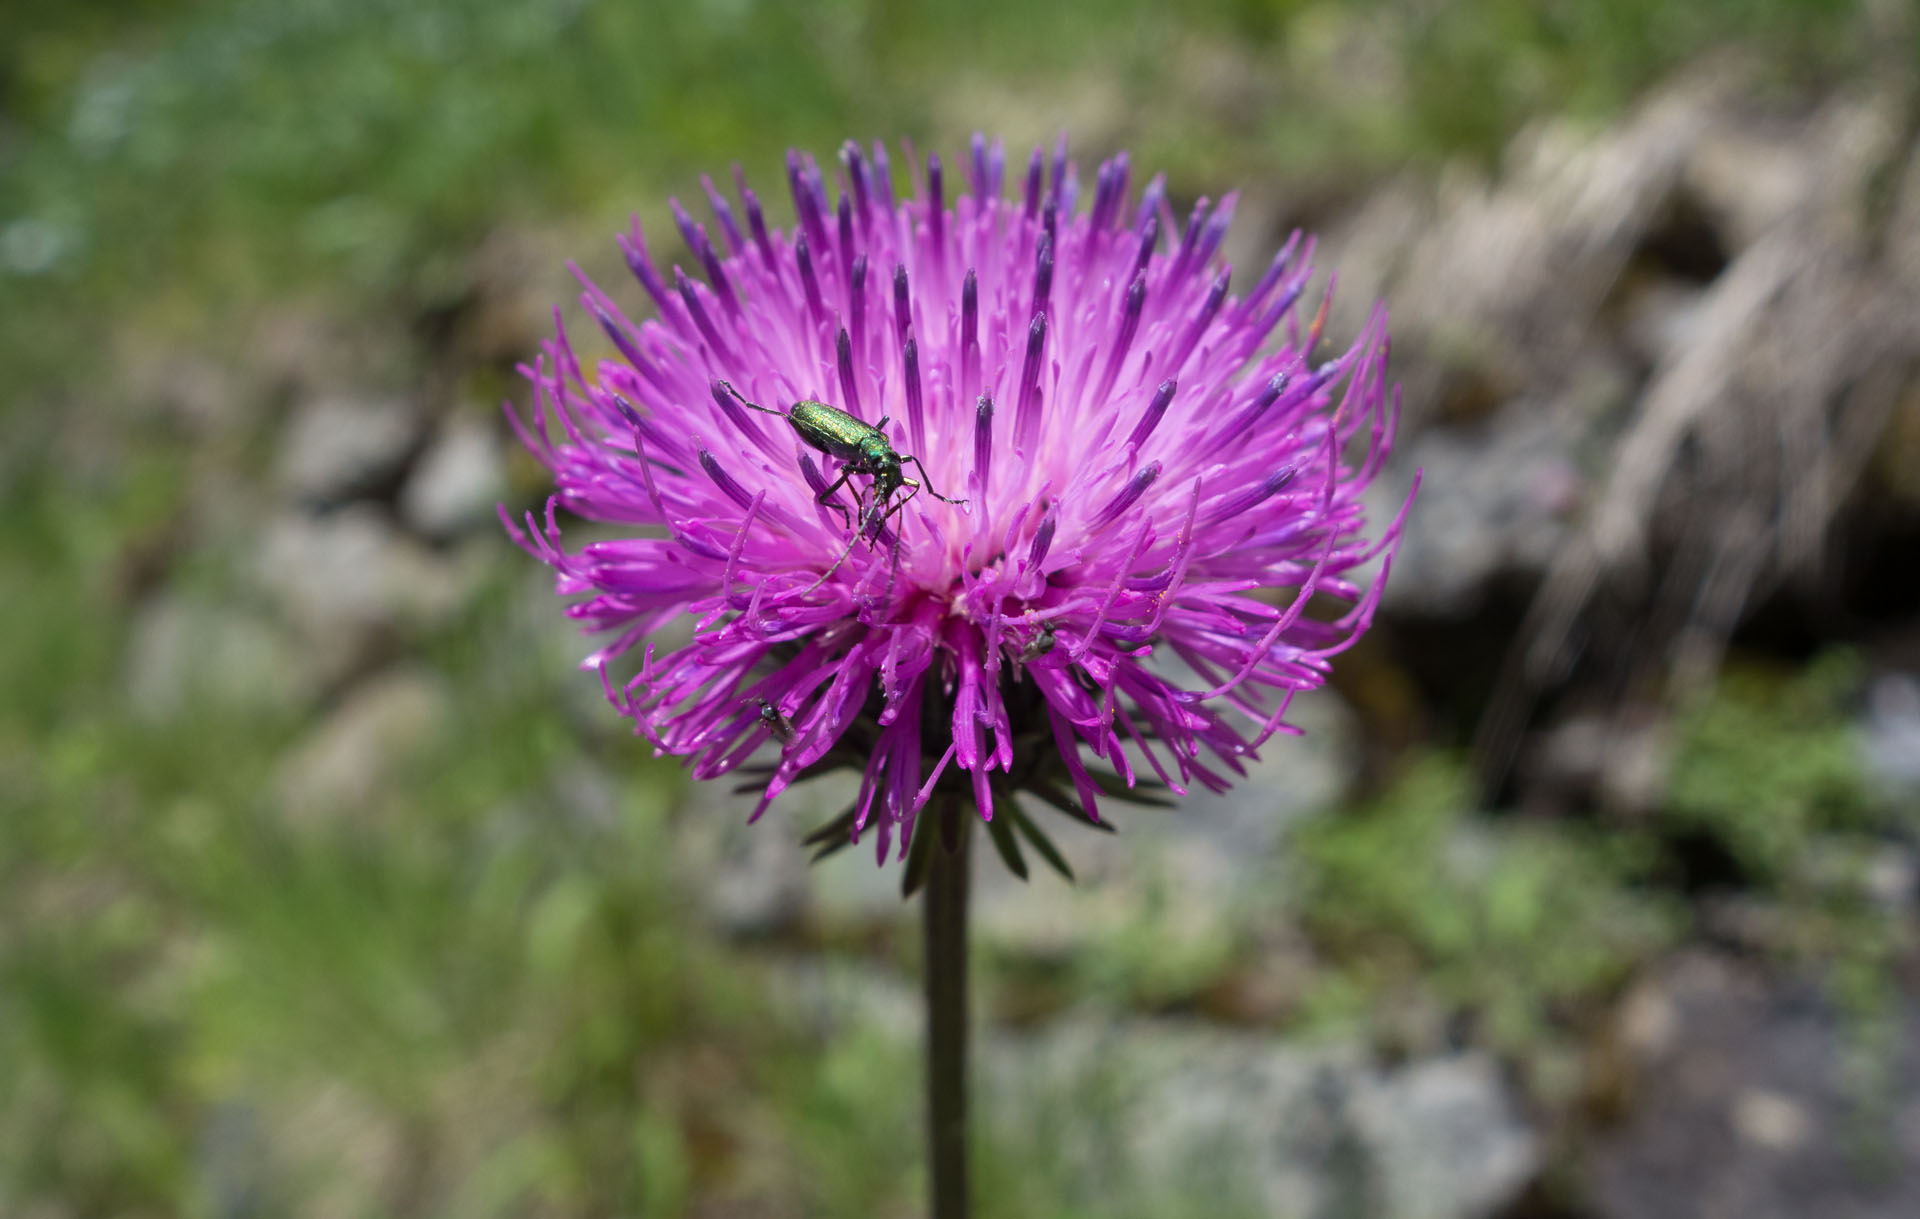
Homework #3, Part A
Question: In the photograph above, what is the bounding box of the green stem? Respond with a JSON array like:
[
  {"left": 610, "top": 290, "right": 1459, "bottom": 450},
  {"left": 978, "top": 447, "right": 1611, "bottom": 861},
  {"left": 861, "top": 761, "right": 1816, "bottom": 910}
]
[{"left": 923, "top": 805, "right": 971, "bottom": 1219}]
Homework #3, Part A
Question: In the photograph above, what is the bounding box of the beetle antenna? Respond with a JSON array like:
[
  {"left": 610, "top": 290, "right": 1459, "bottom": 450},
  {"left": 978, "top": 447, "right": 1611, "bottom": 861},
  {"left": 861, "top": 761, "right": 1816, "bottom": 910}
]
[{"left": 718, "top": 380, "right": 787, "bottom": 417}]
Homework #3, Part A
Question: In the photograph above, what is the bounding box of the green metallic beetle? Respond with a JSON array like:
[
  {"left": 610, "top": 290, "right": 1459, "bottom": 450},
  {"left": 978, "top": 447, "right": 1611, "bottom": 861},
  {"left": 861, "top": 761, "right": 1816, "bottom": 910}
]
[{"left": 718, "top": 381, "right": 965, "bottom": 591}]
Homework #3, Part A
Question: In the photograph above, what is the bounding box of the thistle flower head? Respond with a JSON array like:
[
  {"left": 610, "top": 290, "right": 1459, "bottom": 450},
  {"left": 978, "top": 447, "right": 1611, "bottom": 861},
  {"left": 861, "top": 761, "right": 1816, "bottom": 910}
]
[{"left": 505, "top": 136, "right": 1416, "bottom": 872}]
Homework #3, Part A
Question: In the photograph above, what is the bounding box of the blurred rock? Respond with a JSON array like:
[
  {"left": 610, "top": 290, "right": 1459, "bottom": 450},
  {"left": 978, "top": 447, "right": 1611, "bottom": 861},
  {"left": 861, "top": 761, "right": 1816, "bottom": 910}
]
[
  {"left": 1794, "top": 838, "right": 1919, "bottom": 917},
  {"left": 127, "top": 593, "right": 318, "bottom": 720},
  {"left": 1173, "top": 688, "right": 1360, "bottom": 856},
  {"left": 1591, "top": 952, "right": 1920, "bottom": 1219},
  {"left": 253, "top": 506, "right": 484, "bottom": 679},
  {"left": 1618, "top": 273, "right": 1710, "bottom": 369},
  {"left": 1675, "top": 81, "right": 1907, "bottom": 255},
  {"left": 400, "top": 415, "right": 507, "bottom": 538},
  {"left": 1682, "top": 119, "right": 1809, "bottom": 251},
  {"left": 671, "top": 682, "right": 1357, "bottom": 948},
  {"left": 196, "top": 1102, "right": 268, "bottom": 1219},
  {"left": 1334, "top": 65, "right": 1920, "bottom": 662},
  {"left": 1527, "top": 710, "right": 1671, "bottom": 816},
  {"left": 1863, "top": 846, "right": 1916, "bottom": 914},
  {"left": 702, "top": 803, "right": 817, "bottom": 938},
  {"left": 986, "top": 1018, "right": 1538, "bottom": 1219},
  {"left": 1350, "top": 1054, "right": 1544, "bottom": 1219},
  {"left": 276, "top": 665, "right": 452, "bottom": 824},
  {"left": 1731, "top": 1088, "right": 1812, "bottom": 1152},
  {"left": 1324, "top": 75, "right": 1713, "bottom": 428},
  {"left": 549, "top": 758, "right": 622, "bottom": 833},
  {"left": 674, "top": 766, "right": 847, "bottom": 938},
  {"left": 276, "top": 394, "right": 422, "bottom": 506},
  {"left": 124, "top": 346, "right": 243, "bottom": 437},
  {"left": 505, "top": 565, "right": 634, "bottom": 739},
  {"left": 1377, "top": 400, "right": 1593, "bottom": 617},
  {"left": 973, "top": 691, "right": 1357, "bottom": 966},
  {"left": 1862, "top": 672, "right": 1920, "bottom": 796},
  {"left": 761, "top": 956, "right": 919, "bottom": 1043}
]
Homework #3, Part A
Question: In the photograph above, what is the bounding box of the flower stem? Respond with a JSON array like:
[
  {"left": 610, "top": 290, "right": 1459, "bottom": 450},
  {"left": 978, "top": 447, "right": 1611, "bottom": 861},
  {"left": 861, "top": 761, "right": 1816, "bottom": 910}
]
[{"left": 924, "top": 805, "right": 971, "bottom": 1219}]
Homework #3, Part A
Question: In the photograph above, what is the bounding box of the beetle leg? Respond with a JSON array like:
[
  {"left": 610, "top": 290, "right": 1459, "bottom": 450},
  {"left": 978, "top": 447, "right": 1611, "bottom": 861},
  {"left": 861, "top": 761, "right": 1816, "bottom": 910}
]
[
  {"left": 885, "top": 479, "right": 922, "bottom": 522},
  {"left": 815, "top": 466, "right": 855, "bottom": 529},
  {"left": 907, "top": 455, "right": 967, "bottom": 505},
  {"left": 847, "top": 482, "right": 911, "bottom": 612},
  {"left": 801, "top": 481, "right": 895, "bottom": 598},
  {"left": 860, "top": 480, "right": 891, "bottom": 540}
]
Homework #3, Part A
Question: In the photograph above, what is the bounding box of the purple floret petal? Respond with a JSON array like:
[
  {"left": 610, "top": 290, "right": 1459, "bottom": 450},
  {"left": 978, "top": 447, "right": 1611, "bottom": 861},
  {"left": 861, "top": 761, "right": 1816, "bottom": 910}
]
[{"left": 504, "top": 136, "right": 1417, "bottom": 864}]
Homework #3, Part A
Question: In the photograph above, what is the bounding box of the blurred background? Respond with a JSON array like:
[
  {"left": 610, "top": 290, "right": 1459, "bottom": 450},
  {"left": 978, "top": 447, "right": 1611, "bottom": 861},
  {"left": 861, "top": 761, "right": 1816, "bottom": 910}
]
[{"left": 4, "top": 0, "right": 1919, "bottom": 1215}]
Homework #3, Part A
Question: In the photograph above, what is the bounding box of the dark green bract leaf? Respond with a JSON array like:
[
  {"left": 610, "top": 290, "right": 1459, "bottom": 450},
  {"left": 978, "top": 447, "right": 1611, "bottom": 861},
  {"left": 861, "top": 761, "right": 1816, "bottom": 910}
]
[
  {"left": 984, "top": 808, "right": 1029, "bottom": 881},
  {"left": 900, "top": 805, "right": 938, "bottom": 899},
  {"left": 1011, "top": 808, "right": 1075, "bottom": 882}
]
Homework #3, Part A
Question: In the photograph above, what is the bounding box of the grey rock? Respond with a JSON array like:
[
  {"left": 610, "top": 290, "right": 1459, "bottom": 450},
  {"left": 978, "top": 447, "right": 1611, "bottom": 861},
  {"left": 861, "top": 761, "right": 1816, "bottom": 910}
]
[
  {"left": 674, "top": 764, "right": 850, "bottom": 938},
  {"left": 276, "top": 394, "right": 420, "bottom": 504},
  {"left": 127, "top": 593, "right": 318, "bottom": 720},
  {"left": 1372, "top": 381, "right": 1607, "bottom": 619},
  {"left": 972, "top": 690, "right": 1358, "bottom": 964},
  {"left": 1169, "top": 686, "right": 1361, "bottom": 858},
  {"left": 986, "top": 1017, "right": 1539, "bottom": 1219},
  {"left": 1350, "top": 1056, "right": 1543, "bottom": 1219},
  {"left": 253, "top": 506, "right": 484, "bottom": 678},
  {"left": 505, "top": 565, "right": 638, "bottom": 738},
  {"left": 761, "top": 956, "right": 919, "bottom": 1043},
  {"left": 1591, "top": 952, "right": 1920, "bottom": 1219},
  {"left": 1862, "top": 672, "right": 1920, "bottom": 795},
  {"left": 1863, "top": 846, "right": 1916, "bottom": 914},
  {"left": 196, "top": 1102, "right": 268, "bottom": 1219},
  {"left": 1619, "top": 275, "right": 1710, "bottom": 369},
  {"left": 125, "top": 346, "right": 243, "bottom": 437},
  {"left": 807, "top": 802, "right": 920, "bottom": 928},
  {"left": 700, "top": 803, "right": 818, "bottom": 938},
  {"left": 1795, "top": 838, "right": 1918, "bottom": 915},
  {"left": 275, "top": 665, "right": 452, "bottom": 824},
  {"left": 1323, "top": 79, "right": 1712, "bottom": 430},
  {"left": 1528, "top": 711, "right": 1672, "bottom": 816},
  {"left": 400, "top": 415, "right": 507, "bottom": 538}
]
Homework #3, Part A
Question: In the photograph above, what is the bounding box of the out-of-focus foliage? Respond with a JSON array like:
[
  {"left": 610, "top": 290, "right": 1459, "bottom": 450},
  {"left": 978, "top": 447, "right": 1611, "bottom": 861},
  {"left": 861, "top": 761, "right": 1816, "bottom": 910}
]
[
  {"left": 1, "top": 0, "right": 1908, "bottom": 1213},
  {"left": 0, "top": 459, "right": 738, "bottom": 1212},
  {"left": 0, "top": 0, "right": 1881, "bottom": 399},
  {"left": 1295, "top": 758, "right": 1675, "bottom": 1055},
  {"left": 1667, "top": 652, "right": 1883, "bottom": 882}
]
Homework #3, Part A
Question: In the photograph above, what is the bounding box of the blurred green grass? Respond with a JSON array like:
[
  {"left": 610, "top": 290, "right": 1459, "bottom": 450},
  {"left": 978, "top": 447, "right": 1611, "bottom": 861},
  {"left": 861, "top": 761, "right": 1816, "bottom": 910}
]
[
  {"left": 0, "top": 0, "right": 1877, "bottom": 399},
  {"left": 0, "top": 0, "right": 1906, "bottom": 1214}
]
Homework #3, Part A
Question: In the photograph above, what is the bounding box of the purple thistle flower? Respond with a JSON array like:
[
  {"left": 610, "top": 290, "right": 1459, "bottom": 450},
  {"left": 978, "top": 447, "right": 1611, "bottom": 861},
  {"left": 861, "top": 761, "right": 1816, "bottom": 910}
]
[{"left": 503, "top": 137, "right": 1418, "bottom": 874}]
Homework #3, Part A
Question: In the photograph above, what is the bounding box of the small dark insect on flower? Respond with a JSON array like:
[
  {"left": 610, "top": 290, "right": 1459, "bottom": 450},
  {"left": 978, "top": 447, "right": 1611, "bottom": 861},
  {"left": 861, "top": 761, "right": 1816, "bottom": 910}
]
[
  {"left": 751, "top": 696, "right": 796, "bottom": 746},
  {"left": 503, "top": 135, "right": 1418, "bottom": 871},
  {"left": 1020, "top": 620, "right": 1057, "bottom": 662}
]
